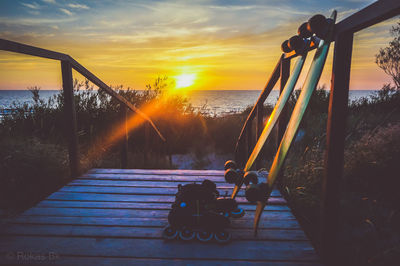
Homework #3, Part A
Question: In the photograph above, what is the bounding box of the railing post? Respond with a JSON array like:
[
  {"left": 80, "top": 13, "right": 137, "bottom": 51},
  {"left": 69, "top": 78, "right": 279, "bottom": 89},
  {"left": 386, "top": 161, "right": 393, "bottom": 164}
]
[
  {"left": 120, "top": 105, "right": 128, "bottom": 169},
  {"left": 246, "top": 121, "right": 253, "bottom": 168},
  {"left": 144, "top": 122, "right": 150, "bottom": 163},
  {"left": 321, "top": 32, "right": 353, "bottom": 264},
  {"left": 278, "top": 58, "right": 290, "bottom": 146},
  {"left": 61, "top": 60, "right": 79, "bottom": 178},
  {"left": 255, "top": 104, "right": 263, "bottom": 169}
]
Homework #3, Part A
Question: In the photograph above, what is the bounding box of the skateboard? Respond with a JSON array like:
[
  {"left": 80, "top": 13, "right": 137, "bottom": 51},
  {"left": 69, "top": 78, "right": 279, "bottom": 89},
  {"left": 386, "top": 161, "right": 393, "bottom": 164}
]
[
  {"left": 252, "top": 11, "right": 337, "bottom": 235},
  {"left": 224, "top": 11, "right": 337, "bottom": 235},
  {"left": 226, "top": 51, "right": 309, "bottom": 200}
]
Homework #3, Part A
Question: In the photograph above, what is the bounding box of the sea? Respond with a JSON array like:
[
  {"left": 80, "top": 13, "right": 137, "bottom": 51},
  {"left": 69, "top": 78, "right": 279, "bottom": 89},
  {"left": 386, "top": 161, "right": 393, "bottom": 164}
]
[{"left": 0, "top": 89, "right": 377, "bottom": 117}]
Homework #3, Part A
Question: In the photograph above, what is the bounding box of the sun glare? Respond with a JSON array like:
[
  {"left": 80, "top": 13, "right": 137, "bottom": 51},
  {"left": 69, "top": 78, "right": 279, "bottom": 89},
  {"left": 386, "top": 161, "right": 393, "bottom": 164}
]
[{"left": 174, "top": 73, "right": 196, "bottom": 89}]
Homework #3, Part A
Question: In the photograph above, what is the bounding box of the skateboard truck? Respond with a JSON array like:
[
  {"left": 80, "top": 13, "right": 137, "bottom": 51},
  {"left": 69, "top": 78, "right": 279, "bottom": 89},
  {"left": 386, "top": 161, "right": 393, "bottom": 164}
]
[{"left": 281, "top": 13, "right": 332, "bottom": 55}]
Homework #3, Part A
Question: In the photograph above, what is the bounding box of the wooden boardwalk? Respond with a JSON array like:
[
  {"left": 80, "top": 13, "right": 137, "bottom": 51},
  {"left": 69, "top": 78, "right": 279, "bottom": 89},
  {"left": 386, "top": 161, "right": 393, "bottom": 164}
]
[{"left": 0, "top": 169, "right": 320, "bottom": 265}]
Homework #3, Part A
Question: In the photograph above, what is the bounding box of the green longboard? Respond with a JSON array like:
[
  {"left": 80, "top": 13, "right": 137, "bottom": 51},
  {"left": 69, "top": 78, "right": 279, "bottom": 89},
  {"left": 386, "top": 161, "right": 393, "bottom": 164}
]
[
  {"left": 230, "top": 49, "right": 309, "bottom": 199},
  {"left": 253, "top": 11, "right": 337, "bottom": 235}
]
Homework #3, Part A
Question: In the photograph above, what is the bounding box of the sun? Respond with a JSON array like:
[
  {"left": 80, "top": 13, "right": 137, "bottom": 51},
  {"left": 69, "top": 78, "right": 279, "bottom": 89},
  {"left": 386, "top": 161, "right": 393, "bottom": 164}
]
[{"left": 174, "top": 73, "right": 196, "bottom": 89}]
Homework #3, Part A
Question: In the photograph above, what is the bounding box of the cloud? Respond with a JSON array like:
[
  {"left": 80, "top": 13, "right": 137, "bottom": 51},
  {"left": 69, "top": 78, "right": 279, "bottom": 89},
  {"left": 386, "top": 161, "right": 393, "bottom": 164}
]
[
  {"left": 68, "top": 3, "right": 89, "bottom": 10},
  {"left": 21, "top": 2, "right": 41, "bottom": 10},
  {"left": 59, "top": 8, "right": 74, "bottom": 16},
  {"left": 42, "top": 0, "right": 56, "bottom": 3},
  {"left": 0, "top": 16, "right": 76, "bottom": 26}
]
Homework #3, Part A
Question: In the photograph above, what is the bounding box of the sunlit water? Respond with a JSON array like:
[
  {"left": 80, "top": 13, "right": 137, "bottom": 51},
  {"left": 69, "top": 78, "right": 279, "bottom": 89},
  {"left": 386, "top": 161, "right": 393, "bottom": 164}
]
[{"left": 0, "top": 89, "right": 377, "bottom": 116}]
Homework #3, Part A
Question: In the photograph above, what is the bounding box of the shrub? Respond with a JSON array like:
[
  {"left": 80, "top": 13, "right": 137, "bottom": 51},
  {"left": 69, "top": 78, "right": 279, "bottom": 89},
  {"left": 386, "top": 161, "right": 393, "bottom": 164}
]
[{"left": 0, "top": 137, "right": 69, "bottom": 214}]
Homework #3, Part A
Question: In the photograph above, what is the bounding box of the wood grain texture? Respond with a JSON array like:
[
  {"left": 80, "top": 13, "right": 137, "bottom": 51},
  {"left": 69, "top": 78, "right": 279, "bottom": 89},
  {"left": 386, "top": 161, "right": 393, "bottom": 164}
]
[{"left": 0, "top": 169, "right": 320, "bottom": 264}]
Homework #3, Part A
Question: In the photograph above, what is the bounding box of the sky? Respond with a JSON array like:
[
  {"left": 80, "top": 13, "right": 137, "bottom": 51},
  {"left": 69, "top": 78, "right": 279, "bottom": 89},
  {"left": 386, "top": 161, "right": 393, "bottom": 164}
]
[{"left": 0, "top": 0, "right": 398, "bottom": 91}]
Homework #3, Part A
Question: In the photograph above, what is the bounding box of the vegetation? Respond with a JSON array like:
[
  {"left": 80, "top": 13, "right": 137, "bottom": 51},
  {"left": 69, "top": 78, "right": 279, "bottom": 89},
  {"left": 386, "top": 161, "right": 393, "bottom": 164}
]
[
  {"left": 279, "top": 85, "right": 400, "bottom": 265},
  {"left": 0, "top": 77, "right": 251, "bottom": 213},
  {"left": 376, "top": 21, "right": 400, "bottom": 89}
]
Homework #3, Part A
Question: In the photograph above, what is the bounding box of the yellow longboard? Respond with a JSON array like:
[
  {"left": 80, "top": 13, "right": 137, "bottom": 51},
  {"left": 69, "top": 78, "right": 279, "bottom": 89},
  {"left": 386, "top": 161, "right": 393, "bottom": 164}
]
[
  {"left": 231, "top": 47, "right": 309, "bottom": 199},
  {"left": 253, "top": 10, "right": 337, "bottom": 235}
]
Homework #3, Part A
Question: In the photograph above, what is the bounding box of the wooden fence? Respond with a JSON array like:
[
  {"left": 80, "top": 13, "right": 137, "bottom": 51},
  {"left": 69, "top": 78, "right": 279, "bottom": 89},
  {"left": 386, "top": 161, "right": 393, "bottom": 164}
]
[{"left": 0, "top": 39, "right": 166, "bottom": 177}]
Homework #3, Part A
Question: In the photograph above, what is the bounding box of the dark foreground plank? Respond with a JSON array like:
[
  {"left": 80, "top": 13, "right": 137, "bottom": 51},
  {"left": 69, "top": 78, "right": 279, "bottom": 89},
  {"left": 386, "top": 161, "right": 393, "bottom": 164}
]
[
  {"left": 35, "top": 200, "right": 290, "bottom": 211},
  {"left": 21, "top": 207, "right": 296, "bottom": 220},
  {"left": 0, "top": 236, "right": 318, "bottom": 262},
  {"left": 0, "top": 255, "right": 321, "bottom": 266},
  {"left": 0, "top": 224, "right": 308, "bottom": 241},
  {"left": 4, "top": 216, "right": 301, "bottom": 229},
  {"left": 58, "top": 185, "right": 281, "bottom": 198},
  {"left": 46, "top": 192, "right": 287, "bottom": 205}
]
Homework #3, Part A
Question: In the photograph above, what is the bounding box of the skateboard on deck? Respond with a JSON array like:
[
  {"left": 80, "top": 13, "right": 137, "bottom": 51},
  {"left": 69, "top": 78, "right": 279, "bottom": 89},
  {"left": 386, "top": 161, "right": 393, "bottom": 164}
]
[{"left": 224, "top": 11, "right": 337, "bottom": 235}]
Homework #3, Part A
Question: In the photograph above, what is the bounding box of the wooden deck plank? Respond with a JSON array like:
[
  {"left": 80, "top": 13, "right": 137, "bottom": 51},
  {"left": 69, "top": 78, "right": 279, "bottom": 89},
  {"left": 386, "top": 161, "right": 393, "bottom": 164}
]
[
  {"left": 0, "top": 224, "right": 308, "bottom": 241},
  {"left": 46, "top": 192, "right": 287, "bottom": 204},
  {"left": 0, "top": 256, "right": 320, "bottom": 266},
  {"left": 88, "top": 168, "right": 226, "bottom": 175},
  {"left": 0, "top": 169, "right": 319, "bottom": 264},
  {"left": 80, "top": 174, "right": 233, "bottom": 182},
  {"left": 21, "top": 208, "right": 296, "bottom": 220},
  {"left": 35, "top": 200, "right": 290, "bottom": 211},
  {"left": 58, "top": 186, "right": 281, "bottom": 198},
  {"left": 81, "top": 173, "right": 227, "bottom": 180},
  {"left": 69, "top": 179, "right": 232, "bottom": 187},
  {"left": 0, "top": 236, "right": 319, "bottom": 261},
  {"left": 6, "top": 216, "right": 302, "bottom": 229}
]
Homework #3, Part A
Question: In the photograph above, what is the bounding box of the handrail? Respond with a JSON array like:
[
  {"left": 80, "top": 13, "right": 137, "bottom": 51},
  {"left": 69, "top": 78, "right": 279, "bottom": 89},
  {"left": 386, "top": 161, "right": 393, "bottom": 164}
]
[
  {"left": 234, "top": 56, "right": 282, "bottom": 164},
  {"left": 0, "top": 38, "right": 165, "bottom": 142},
  {"left": 334, "top": 0, "right": 400, "bottom": 36}
]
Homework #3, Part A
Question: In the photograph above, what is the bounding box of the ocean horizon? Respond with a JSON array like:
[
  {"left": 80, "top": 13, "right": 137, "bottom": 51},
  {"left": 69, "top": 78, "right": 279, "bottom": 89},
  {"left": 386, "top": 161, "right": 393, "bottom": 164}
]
[{"left": 0, "top": 89, "right": 378, "bottom": 116}]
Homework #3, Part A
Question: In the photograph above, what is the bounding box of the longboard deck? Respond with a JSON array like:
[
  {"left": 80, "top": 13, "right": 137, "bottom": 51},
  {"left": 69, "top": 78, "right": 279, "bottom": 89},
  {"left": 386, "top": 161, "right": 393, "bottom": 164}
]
[
  {"left": 254, "top": 11, "right": 337, "bottom": 234},
  {"left": 230, "top": 51, "right": 309, "bottom": 199}
]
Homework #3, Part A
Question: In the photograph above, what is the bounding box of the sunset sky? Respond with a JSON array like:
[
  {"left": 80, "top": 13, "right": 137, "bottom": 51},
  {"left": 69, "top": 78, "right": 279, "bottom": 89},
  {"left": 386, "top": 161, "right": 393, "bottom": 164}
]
[{"left": 0, "top": 0, "right": 398, "bottom": 91}]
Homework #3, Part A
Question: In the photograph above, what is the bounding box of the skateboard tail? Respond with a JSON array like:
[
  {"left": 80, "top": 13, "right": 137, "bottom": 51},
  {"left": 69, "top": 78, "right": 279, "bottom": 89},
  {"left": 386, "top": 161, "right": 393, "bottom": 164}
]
[
  {"left": 230, "top": 184, "right": 241, "bottom": 199},
  {"left": 254, "top": 201, "right": 267, "bottom": 236},
  {"left": 253, "top": 10, "right": 337, "bottom": 234}
]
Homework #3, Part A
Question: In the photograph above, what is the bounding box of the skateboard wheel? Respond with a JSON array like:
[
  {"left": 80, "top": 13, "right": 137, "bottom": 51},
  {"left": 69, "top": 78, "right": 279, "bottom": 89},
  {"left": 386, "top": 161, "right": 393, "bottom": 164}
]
[
  {"left": 281, "top": 40, "right": 292, "bottom": 53},
  {"left": 307, "top": 14, "right": 328, "bottom": 38},
  {"left": 224, "top": 168, "right": 240, "bottom": 184},
  {"left": 245, "top": 184, "right": 260, "bottom": 203},
  {"left": 215, "top": 231, "right": 232, "bottom": 243},
  {"left": 179, "top": 228, "right": 195, "bottom": 241},
  {"left": 243, "top": 171, "right": 258, "bottom": 186},
  {"left": 196, "top": 231, "right": 214, "bottom": 242},
  {"left": 298, "top": 22, "right": 312, "bottom": 38},
  {"left": 288, "top": 35, "right": 305, "bottom": 53},
  {"left": 224, "top": 160, "right": 237, "bottom": 170},
  {"left": 230, "top": 207, "right": 245, "bottom": 218},
  {"left": 163, "top": 225, "right": 178, "bottom": 240}
]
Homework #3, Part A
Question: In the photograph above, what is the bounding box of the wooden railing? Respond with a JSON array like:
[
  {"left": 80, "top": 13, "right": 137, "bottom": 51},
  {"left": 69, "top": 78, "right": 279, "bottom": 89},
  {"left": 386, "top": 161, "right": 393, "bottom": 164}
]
[
  {"left": 0, "top": 39, "right": 166, "bottom": 177},
  {"left": 234, "top": 0, "right": 400, "bottom": 263},
  {"left": 322, "top": 0, "right": 400, "bottom": 263}
]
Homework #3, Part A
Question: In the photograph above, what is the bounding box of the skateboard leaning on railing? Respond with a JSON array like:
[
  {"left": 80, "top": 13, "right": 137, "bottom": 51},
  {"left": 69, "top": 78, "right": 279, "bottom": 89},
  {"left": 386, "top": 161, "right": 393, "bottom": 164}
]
[{"left": 223, "top": 11, "right": 337, "bottom": 235}]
